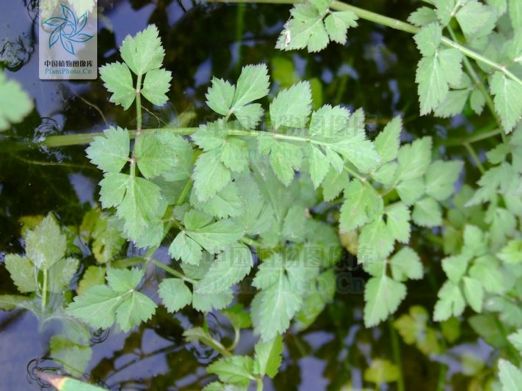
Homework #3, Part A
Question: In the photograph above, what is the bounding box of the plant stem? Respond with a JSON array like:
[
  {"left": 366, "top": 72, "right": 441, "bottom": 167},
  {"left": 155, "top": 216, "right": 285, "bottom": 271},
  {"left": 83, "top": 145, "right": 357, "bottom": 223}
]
[
  {"left": 444, "top": 126, "right": 501, "bottom": 146},
  {"left": 256, "top": 378, "right": 264, "bottom": 391},
  {"left": 436, "top": 364, "right": 447, "bottom": 391},
  {"left": 149, "top": 258, "right": 197, "bottom": 284},
  {"left": 136, "top": 73, "right": 143, "bottom": 135},
  {"left": 41, "top": 127, "right": 198, "bottom": 147},
  {"left": 389, "top": 317, "right": 405, "bottom": 391},
  {"left": 41, "top": 269, "right": 48, "bottom": 312},
  {"left": 463, "top": 142, "right": 485, "bottom": 174}
]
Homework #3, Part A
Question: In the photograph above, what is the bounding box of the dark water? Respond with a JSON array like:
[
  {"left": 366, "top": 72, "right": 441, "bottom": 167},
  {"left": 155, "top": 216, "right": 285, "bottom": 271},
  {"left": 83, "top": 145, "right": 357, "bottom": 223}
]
[{"left": 0, "top": 0, "right": 493, "bottom": 389}]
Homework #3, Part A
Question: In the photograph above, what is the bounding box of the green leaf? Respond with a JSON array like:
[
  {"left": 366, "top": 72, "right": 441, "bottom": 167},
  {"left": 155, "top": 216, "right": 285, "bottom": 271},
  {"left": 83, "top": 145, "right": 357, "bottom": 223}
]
[
  {"left": 498, "top": 359, "right": 522, "bottom": 391},
  {"left": 169, "top": 231, "right": 202, "bottom": 265},
  {"left": 251, "top": 253, "right": 309, "bottom": 341},
  {"left": 425, "top": 160, "right": 462, "bottom": 201},
  {"left": 258, "top": 137, "right": 303, "bottom": 186},
  {"left": 374, "top": 116, "right": 402, "bottom": 163},
  {"left": 233, "top": 64, "right": 270, "bottom": 109},
  {"left": 78, "top": 266, "right": 106, "bottom": 295},
  {"left": 99, "top": 63, "right": 135, "bottom": 110},
  {"left": 455, "top": 0, "right": 496, "bottom": 38},
  {"left": 412, "top": 197, "right": 442, "bottom": 227},
  {"left": 364, "top": 359, "right": 400, "bottom": 385},
  {"left": 141, "top": 68, "right": 172, "bottom": 106},
  {"left": 469, "top": 256, "right": 505, "bottom": 294},
  {"left": 385, "top": 202, "right": 411, "bottom": 243},
  {"left": 509, "top": 0, "right": 522, "bottom": 32},
  {"left": 309, "top": 146, "right": 331, "bottom": 188},
  {"left": 270, "top": 81, "right": 312, "bottom": 129},
  {"left": 364, "top": 275, "right": 407, "bottom": 327},
  {"left": 408, "top": 7, "right": 438, "bottom": 26},
  {"left": 254, "top": 335, "right": 283, "bottom": 378},
  {"left": 186, "top": 217, "right": 244, "bottom": 254},
  {"left": 358, "top": 217, "right": 394, "bottom": 264},
  {"left": 442, "top": 253, "right": 471, "bottom": 283},
  {"left": 101, "top": 173, "right": 165, "bottom": 246},
  {"left": 0, "top": 71, "right": 33, "bottom": 131},
  {"left": 434, "top": 281, "right": 465, "bottom": 321},
  {"left": 4, "top": 254, "right": 36, "bottom": 293},
  {"left": 340, "top": 179, "right": 383, "bottom": 232},
  {"left": 490, "top": 71, "right": 522, "bottom": 132},
  {"left": 206, "top": 78, "right": 235, "bottom": 115},
  {"left": 416, "top": 48, "right": 463, "bottom": 115},
  {"left": 390, "top": 247, "right": 423, "bottom": 282},
  {"left": 86, "top": 127, "right": 130, "bottom": 173},
  {"left": 497, "top": 240, "right": 522, "bottom": 264},
  {"left": 195, "top": 245, "right": 253, "bottom": 294},
  {"left": 413, "top": 23, "right": 442, "bottom": 57},
  {"left": 67, "top": 285, "right": 122, "bottom": 329},
  {"left": 324, "top": 11, "right": 358, "bottom": 44},
  {"left": 397, "top": 136, "right": 432, "bottom": 181},
  {"left": 134, "top": 131, "right": 183, "bottom": 179},
  {"left": 120, "top": 25, "right": 165, "bottom": 75},
  {"left": 207, "top": 356, "right": 255, "bottom": 387},
  {"left": 396, "top": 178, "right": 425, "bottom": 205},
  {"left": 25, "top": 214, "right": 67, "bottom": 271},
  {"left": 68, "top": 268, "right": 156, "bottom": 331},
  {"left": 193, "top": 150, "right": 232, "bottom": 202},
  {"left": 115, "top": 290, "right": 156, "bottom": 332},
  {"left": 192, "top": 289, "right": 233, "bottom": 312},
  {"left": 463, "top": 276, "right": 483, "bottom": 312},
  {"left": 37, "top": 373, "right": 108, "bottom": 391},
  {"left": 50, "top": 336, "right": 92, "bottom": 377}
]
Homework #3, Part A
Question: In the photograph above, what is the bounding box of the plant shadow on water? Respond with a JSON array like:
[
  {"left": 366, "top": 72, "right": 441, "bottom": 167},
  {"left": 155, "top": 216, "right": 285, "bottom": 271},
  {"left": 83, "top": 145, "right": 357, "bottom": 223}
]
[{"left": 0, "top": 0, "right": 499, "bottom": 389}]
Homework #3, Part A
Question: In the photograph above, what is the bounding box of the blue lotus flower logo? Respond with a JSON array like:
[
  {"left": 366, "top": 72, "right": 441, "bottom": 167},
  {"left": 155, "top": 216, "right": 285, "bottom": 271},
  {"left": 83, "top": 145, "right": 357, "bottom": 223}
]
[{"left": 43, "top": 4, "right": 93, "bottom": 55}]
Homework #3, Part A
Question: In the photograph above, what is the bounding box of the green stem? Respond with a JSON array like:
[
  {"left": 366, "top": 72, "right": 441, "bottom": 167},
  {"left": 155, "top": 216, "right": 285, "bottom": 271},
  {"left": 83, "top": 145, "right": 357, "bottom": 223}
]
[
  {"left": 463, "top": 142, "right": 485, "bottom": 174},
  {"left": 436, "top": 364, "right": 447, "bottom": 391},
  {"left": 149, "top": 258, "right": 197, "bottom": 284},
  {"left": 389, "top": 318, "right": 405, "bottom": 391},
  {"left": 136, "top": 73, "right": 143, "bottom": 135},
  {"left": 41, "top": 127, "right": 197, "bottom": 147},
  {"left": 256, "top": 378, "right": 264, "bottom": 391},
  {"left": 41, "top": 269, "right": 48, "bottom": 311},
  {"left": 444, "top": 126, "right": 501, "bottom": 146},
  {"left": 176, "top": 179, "right": 193, "bottom": 206}
]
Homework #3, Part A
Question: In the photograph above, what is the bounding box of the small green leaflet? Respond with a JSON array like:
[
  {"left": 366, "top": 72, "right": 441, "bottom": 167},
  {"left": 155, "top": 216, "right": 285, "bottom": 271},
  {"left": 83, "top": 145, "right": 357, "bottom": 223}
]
[
  {"left": 120, "top": 25, "right": 165, "bottom": 76},
  {"left": 207, "top": 356, "right": 255, "bottom": 387},
  {"left": 206, "top": 64, "right": 269, "bottom": 129},
  {"left": 270, "top": 81, "right": 312, "bottom": 129},
  {"left": 194, "top": 245, "right": 253, "bottom": 294},
  {"left": 364, "top": 274, "right": 407, "bottom": 327},
  {"left": 276, "top": 0, "right": 358, "bottom": 52},
  {"left": 498, "top": 359, "right": 522, "bottom": 391},
  {"left": 158, "top": 278, "right": 192, "bottom": 312},
  {"left": 0, "top": 71, "right": 33, "bottom": 131},
  {"left": 490, "top": 71, "right": 522, "bottom": 133},
  {"left": 455, "top": 0, "right": 497, "bottom": 38},
  {"left": 253, "top": 335, "right": 283, "bottom": 378},
  {"left": 364, "top": 359, "right": 400, "bottom": 385},
  {"left": 433, "top": 280, "right": 465, "bottom": 321},
  {"left": 251, "top": 253, "right": 310, "bottom": 341},
  {"left": 169, "top": 210, "right": 244, "bottom": 264},
  {"left": 397, "top": 136, "right": 432, "bottom": 181},
  {"left": 67, "top": 268, "right": 156, "bottom": 332},
  {"left": 424, "top": 160, "right": 463, "bottom": 201},
  {"left": 415, "top": 35, "right": 463, "bottom": 115},
  {"left": 24, "top": 214, "right": 66, "bottom": 271},
  {"left": 101, "top": 25, "right": 171, "bottom": 109},
  {"left": 339, "top": 179, "right": 383, "bottom": 232},
  {"left": 142, "top": 68, "right": 172, "bottom": 106},
  {"left": 86, "top": 127, "right": 130, "bottom": 173},
  {"left": 412, "top": 197, "right": 443, "bottom": 227},
  {"left": 100, "top": 63, "right": 135, "bottom": 110},
  {"left": 374, "top": 116, "right": 402, "bottom": 163},
  {"left": 4, "top": 215, "right": 78, "bottom": 296}
]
